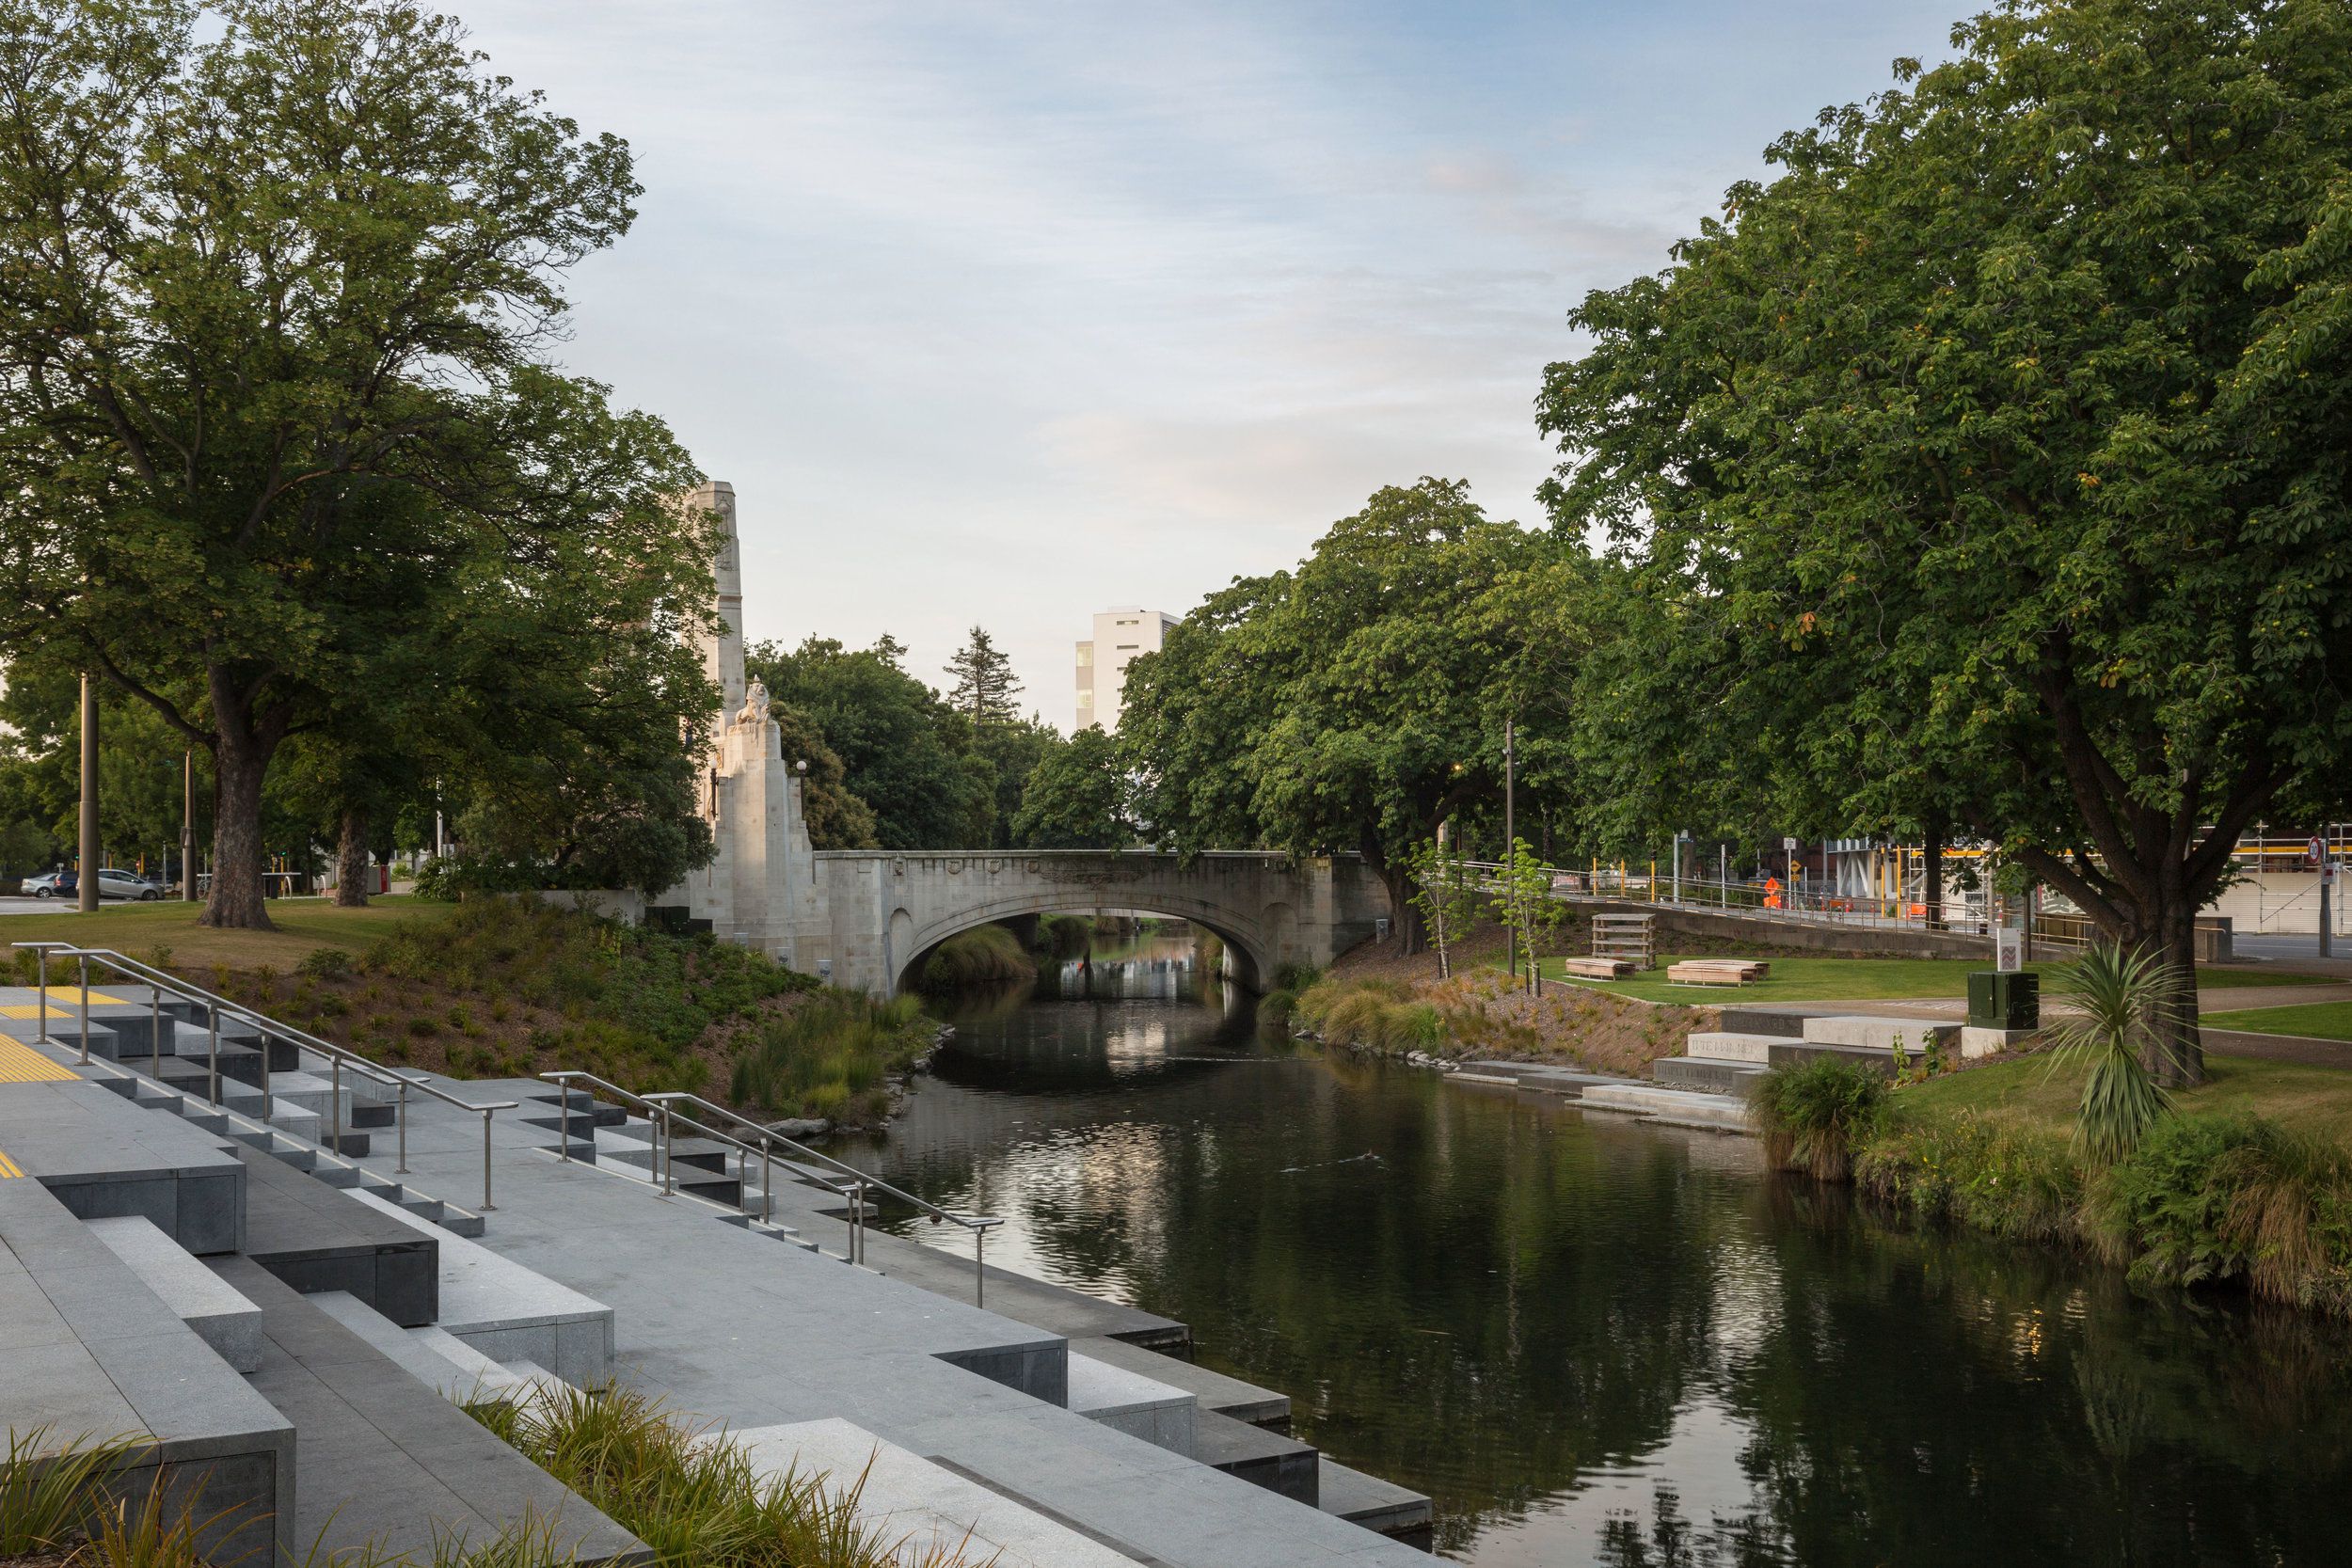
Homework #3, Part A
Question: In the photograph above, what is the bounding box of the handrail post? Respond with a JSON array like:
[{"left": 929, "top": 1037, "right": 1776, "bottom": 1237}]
[
  {"left": 207, "top": 1002, "right": 220, "bottom": 1105},
  {"left": 559, "top": 1084, "right": 572, "bottom": 1163},
  {"left": 330, "top": 1055, "right": 343, "bottom": 1153},
  {"left": 481, "top": 1109, "right": 496, "bottom": 1211},
  {"left": 761, "top": 1141, "right": 772, "bottom": 1226},
  {"left": 77, "top": 955, "right": 90, "bottom": 1065},
  {"left": 150, "top": 985, "right": 162, "bottom": 1077},
  {"left": 395, "top": 1075, "right": 410, "bottom": 1175},
  {"left": 35, "top": 949, "right": 49, "bottom": 1042},
  {"left": 660, "top": 1105, "right": 675, "bottom": 1195},
  {"left": 975, "top": 1223, "right": 985, "bottom": 1309}
]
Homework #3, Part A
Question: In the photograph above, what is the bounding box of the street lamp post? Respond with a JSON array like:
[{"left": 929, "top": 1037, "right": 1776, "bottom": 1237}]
[
  {"left": 77, "top": 674, "right": 99, "bottom": 913},
  {"left": 1503, "top": 714, "right": 1516, "bottom": 978}
]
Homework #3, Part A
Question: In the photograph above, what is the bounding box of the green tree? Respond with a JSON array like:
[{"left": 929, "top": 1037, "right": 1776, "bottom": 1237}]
[
  {"left": 1489, "top": 838, "right": 1566, "bottom": 995},
  {"left": 944, "top": 626, "right": 1025, "bottom": 729},
  {"left": 0, "top": 0, "right": 709, "bottom": 928},
  {"left": 770, "top": 703, "right": 880, "bottom": 850},
  {"left": 747, "top": 636, "right": 991, "bottom": 849},
  {"left": 1122, "top": 479, "right": 1599, "bottom": 947},
  {"left": 1538, "top": 0, "right": 2352, "bottom": 1084},
  {"left": 1406, "top": 836, "right": 1483, "bottom": 979},
  {"left": 1012, "top": 726, "right": 1132, "bottom": 849},
  {"left": 974, "top": 715, "right": 1059, "bottom": 849}
]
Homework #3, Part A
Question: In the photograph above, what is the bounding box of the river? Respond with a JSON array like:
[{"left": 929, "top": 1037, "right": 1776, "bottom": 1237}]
[{"left": 841, "top": 945, "right": 2352, "bottom": 1566}]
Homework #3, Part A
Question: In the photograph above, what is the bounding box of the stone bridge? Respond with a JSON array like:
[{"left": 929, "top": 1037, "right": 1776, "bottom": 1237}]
[{"left": 815, "top": 850, "right": 1391, "bottom": 996}]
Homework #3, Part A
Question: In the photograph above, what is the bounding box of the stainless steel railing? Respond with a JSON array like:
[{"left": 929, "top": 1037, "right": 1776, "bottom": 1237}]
[
  {"left": 542, "top": 1071, "right": 1003, "bottom": 1307},
  {"left": 12, "top": 942, "right": 516, "bottom": 1212}
]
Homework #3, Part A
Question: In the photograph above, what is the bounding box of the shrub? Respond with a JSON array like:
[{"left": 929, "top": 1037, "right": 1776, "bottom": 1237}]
[
  {"left": 1856, "top": 1108, "right": 2080, "bottom": 1243},
  {"left": 728, "top": 990, "right": 933, "bottom": 1122},
  {"left": 466, "top": 1383, "right": 978, "bottom": 1568},
  {"left": 914, "top": 925, "right": 1035, "bottom": 991},
  {"left": 407, "top": 1015, "right": 439, "bottom": 1038},
  {"left": 2088, "top": 1116, "right": 2352, "bottom": 1315},
  {"left": 1, "top": 1428, "right": 154, "bottom": 1557},
  {"left": 297, "top": 946, "right": 354, "bottom": 980},
  {"left": 1748, "top": 1058, "right": 1887, "bottom": 1181},
  {"left": 2048, "top": 942, "right": 2180, "bottom": 1163}
]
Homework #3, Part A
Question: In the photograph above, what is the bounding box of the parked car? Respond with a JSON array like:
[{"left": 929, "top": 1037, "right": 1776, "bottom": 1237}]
[
  {"left": 96, "top": 869, "right": 166, "bottom": 901},
  {"left": 24, "top": 868, "right": 164, "bottom": 901}
]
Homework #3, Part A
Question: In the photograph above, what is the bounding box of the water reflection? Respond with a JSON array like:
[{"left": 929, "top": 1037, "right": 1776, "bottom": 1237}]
[{"left": 846, "top": 946, "right": 2352, "bottom": 1565}]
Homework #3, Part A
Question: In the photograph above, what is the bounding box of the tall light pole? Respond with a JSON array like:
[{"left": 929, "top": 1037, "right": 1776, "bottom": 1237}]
[
  {"left": 181, "top": 750, "right": 195, "bottom": 900},
  {"left": 1503, "top": 714, "right": 1516, "bottom": 978},
  {"left": 77, "top": 673, "right": 99, "bottom": 913}
]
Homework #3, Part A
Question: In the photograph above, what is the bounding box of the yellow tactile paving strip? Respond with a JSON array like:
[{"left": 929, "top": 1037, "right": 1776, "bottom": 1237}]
[
  {"left": 0, "top": 1036, "right": 77, "bottom": 1085},
  {"left": 0, "top": 990, "right": 131, "bottom": 1017},
  {"left": 0, "top": 1149, "right": 22, "bottom": 1178}
]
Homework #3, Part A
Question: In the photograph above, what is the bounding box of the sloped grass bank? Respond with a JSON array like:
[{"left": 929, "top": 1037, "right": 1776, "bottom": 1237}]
[
  {"left": 169, "top": 898, "right": 930, "bottom": 1123},
  {"left": 1750, "top": 1053, "right": 2352, "bottom": 1321},
  {"left": 1292, "top": 965, "right": 1704, "bottom": 1076}
]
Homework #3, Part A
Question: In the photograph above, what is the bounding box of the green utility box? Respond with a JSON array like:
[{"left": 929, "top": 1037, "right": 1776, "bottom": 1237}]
[{"left": 1968, "top": 970, "right": 2040, "bottom": 1031}]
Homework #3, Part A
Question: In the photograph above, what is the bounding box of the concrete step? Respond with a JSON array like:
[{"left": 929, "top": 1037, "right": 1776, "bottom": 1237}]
[
  {"left": 238, "top": 1145, "right": 438, "bottom": 1325},
  {"left": 1579, "top": 1082, "right": 1754, "bottom": 1132},
  {"left": 86, "top": 1213, "right": 265, "bottom": 1372},
  {"left": 1317, "top": 1456, "right": 1434, "bottom": 1537},
  {"left": 1070, "top": 1335, "right": 1291, "bottom": 1428},
  {"left": 1193, "top": 1408, "right": 1318, "bottom": 1503},
  {"left": 1799, "top": 1014, "right": 1959, "bottom": 1051},
  {"left": 1683, "top": 1031, "right": 1784, "bottom": 1065},
  {"left": 310, "top": 1291, "right": 569, "bottom": 1403},
  {"left": 1716, "top": 1007, "right": 1810, "bottom": 1038},
  {"left": 723, "top": 1418, "right": 1143, "bottom": 1568},
  {"left": 1067, "top": 1351, "right": 1196, "bottom": 1456},
  {"left": 1766, "top": 1040, "right": 1902, "bottom": 1077},
  {"left": 210, "top": 1258, "right": 642, "bottom": 1565},
  {"left": 348, "top": 1188, "right": 613, "bottom": 1385},
  {"left": 1654, "top": 1056, "right": 1770, "bottom": 1095}
]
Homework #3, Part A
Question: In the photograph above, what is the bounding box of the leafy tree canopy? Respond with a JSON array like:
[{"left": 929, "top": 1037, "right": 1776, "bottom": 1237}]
[
  {"left": 1537, "top": 0, "right": 2352, "bottom": 1082},
  {"left": 1012, "top": 726, "right": 1132, "bottom": 849},
  {"left": 0, "top": 0, "right": 712, "bottom": 927},
  {"left": 1121, "top": 478, "right": 1601, "bottom": 945}
]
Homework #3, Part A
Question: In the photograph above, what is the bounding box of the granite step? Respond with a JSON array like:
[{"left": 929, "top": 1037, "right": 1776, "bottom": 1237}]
[
  {"left": 723, "top": 1418, "right": 1142, "bottom": 1568},
  {"left": 1070, "top": 1334, "right": 1291, "bottom": 1428},
  {"left": 348, "top": 1188, "right": 614, "bottom": 1385},
  {"left": 1317, "top": 1456, "right": 1434, "bottom": 1537},
  {"left": 86, "top": 1213, "right": 266, "bottom": 1373},
  {"left": 1578, "top": 1082, "right": 1754, "bottom": 1132},
  {"left": 310, "top": 1290, "right": 570, "bottom": 1404},
  {"left": 1682, "top": 1031, "right": 1785, "bottom": 1065},
  {"left": 1193, "top": 1408, "right": 1319, "bottom": 1503},
  {"left": 1655, "top": 1056, "right": 1771, "bottom": 1095},
  {"left": 239, "top": 1144, "right": 438, "bottom": 1324},
  {"left": 209, "top": 1257, "right": 642, "bottom": 1565},
  {"left": 1068, "top": 1351, "right": 1197, "bottom": 1455},
  {"left": 1799, "top": 1015, "right": 1960, "bottom": 1051}
]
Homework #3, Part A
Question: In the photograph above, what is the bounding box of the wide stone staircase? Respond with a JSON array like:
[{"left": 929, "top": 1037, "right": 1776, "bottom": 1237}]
[
  {"left": 3, "top": 958, "right": 1431, "bottom": 1566},
  {"left": 1655, "top": 1006, "right": 1962, "bottom": 1097}
]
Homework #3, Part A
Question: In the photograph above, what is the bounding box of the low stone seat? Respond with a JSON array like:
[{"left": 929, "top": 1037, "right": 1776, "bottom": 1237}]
[{"left": 239, "top": 1144, "right": 437, "bottom": 1324}]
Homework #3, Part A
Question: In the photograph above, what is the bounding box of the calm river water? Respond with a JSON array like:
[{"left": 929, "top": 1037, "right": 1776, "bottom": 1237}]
[{"left": 843, "top": 949, "right": 2352, "bottom": 1566}]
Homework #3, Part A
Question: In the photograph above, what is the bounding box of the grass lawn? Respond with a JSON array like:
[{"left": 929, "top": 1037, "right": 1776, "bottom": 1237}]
[
  {"left": 2, "top": 895, "right": 455, "bottom": 973},
  {"left": 1897, "top": 1050, "right": 2352, "bottom": 1151},
  {"left": 1528, "top": 950, "right": 2331, "bottom": 1005},
  {"left": 2201, "top": 999, "right": 2352, "bottom": 1042}
]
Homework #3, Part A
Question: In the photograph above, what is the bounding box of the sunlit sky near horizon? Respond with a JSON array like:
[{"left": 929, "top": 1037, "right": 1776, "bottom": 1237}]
[{"left": 458, "top": 0, "right": 1960, "bottom": 728}]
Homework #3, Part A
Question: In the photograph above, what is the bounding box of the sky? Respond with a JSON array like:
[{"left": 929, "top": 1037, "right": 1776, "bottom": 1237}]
[{"left": 455, "top": 0, "right": 1963, "bottom": 728}]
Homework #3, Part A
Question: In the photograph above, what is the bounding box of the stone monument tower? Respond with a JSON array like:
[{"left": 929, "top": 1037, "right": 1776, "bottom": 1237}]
[{"left": 659, "top": 481, "right": 824, "bottom": 963}]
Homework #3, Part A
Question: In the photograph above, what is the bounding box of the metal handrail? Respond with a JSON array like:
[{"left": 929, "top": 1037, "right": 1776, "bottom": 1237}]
[
  {"left": 540, "top": 1069, "right": 865, "bottom": 1252},
  {"left": 14, "top": 942, "right": 516, "bottom": 1212},
  {"left": 543, "top": 1071, "right": 1004, "bottom": 1307}
]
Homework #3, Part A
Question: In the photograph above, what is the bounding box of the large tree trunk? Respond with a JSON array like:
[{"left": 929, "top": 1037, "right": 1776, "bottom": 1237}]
[
  {"left": 1363, "top": 831, "right": 1425, "bottom": 955},
  {"left": 2126, "top": 876, "right": 2207, "bottom": 1088},
  {"left": 199, "top": 676, "right": 287, "bottom": 931},
  {"left": 334, "top": 807, "right": 370, "bottom": 908}
]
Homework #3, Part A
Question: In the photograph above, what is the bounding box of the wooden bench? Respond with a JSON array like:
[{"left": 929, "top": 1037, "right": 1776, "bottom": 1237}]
[
  {"left": 1666, "top": 958, "right": 1771, "bottom": 987},
  {"left": 1557, "top": 957, "right": 1634, "bottom": 980}
]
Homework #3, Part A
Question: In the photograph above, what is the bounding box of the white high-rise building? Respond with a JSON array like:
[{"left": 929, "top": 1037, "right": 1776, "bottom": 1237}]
[{"left": 1074, "top": 607, "right": 1175, "bottom": 732}]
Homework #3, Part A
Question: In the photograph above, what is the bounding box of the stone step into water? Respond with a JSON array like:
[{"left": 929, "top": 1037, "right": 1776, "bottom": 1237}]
[
  {"left": 1192, "top": 1408, "right": 1319, "bottom": 1503},
  {"left": 1578, "top": 1083, "right": 1753, "bottom": 1132},
  {"left": 86, "top": 1213, "right": 265, "bottom": 1371},
  {"left": 1316, "top": 1457, "right": 1434, "bottom": 1536},
  {"left": 1067, "top": 1350, "right": 1196, "bottom": 1455},
  {"left": 1071, "top": 1334, "right": 1292, "bottom": 1428},
  {"left": 1682, "top": 1031, "right": 1785, "bottom": 1064}
]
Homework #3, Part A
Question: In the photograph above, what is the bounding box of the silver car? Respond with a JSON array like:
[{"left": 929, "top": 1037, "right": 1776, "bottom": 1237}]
[{"left": 96, "top": 869, "right": 166, "bottom": 901}]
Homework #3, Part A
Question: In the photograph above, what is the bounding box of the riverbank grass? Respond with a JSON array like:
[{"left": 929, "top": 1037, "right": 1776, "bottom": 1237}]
[
  {"left": 2201, "top": 999, "right": 2352, "bottom": 1041},
  {"left": 2, "top": 895, "right": 455, "bottom": 972},
  {"left": 1538, "top": 952, "right": 2328, "bottom": 1005}
]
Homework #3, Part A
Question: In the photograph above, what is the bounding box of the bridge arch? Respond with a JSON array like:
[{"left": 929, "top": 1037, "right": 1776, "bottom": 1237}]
[
  {"left": 890, "top": 893, "right": 1273, "bottom": 996},
  {"left": 814, "top": 850, "right": 1390, "bottom": 1000}
]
